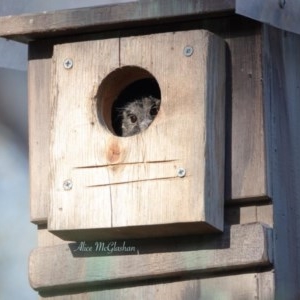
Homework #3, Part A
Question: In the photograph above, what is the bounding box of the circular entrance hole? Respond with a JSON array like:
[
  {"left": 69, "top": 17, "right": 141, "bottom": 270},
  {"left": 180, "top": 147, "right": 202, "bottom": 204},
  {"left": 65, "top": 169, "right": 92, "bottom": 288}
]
[{"left": 97, "top": 66, "right": 161, "bottom": 137}]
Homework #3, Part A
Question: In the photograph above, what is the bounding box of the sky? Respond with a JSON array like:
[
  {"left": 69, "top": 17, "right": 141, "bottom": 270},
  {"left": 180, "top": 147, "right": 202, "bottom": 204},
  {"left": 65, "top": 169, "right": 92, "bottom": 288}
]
[{"left": 0, "top": 123, "right": 36, "bottom": 299}]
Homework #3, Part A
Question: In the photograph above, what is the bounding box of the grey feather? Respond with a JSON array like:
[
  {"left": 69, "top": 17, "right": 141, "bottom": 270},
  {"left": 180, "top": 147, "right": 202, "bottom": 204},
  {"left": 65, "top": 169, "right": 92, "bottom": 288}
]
[{"left": 120, "top": 96, "right": 160, "bottom": 137}]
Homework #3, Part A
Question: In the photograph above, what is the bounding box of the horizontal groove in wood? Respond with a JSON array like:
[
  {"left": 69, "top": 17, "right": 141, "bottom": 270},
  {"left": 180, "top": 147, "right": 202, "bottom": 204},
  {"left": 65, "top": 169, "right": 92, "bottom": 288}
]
[
  {"left": 0, "top": 0, "right": 235, "bottom": 43},
  {"left": 29, "top": 223, "right": 273, "bottom": 292}
]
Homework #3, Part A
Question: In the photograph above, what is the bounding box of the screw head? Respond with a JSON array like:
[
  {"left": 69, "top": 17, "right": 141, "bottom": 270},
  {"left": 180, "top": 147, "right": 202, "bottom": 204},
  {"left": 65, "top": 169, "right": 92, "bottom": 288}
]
[
  {"left": 183, "top": 46, "right": 194, "bottom": 57},
  {"left": 177, "top": 168, "right": 186, "bottom": 178},
  {"left": 63, "top": 58, "right": 73, "bottom": 69},
  {"left": 63, "top": 179, "right": 73, "bottom": 191}
]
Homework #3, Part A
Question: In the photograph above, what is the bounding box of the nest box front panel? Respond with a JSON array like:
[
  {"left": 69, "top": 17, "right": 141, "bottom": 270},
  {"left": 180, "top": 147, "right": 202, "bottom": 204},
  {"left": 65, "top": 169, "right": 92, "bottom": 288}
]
[{"left": 48, "top": 30, "right": 225, "bottom": 240}]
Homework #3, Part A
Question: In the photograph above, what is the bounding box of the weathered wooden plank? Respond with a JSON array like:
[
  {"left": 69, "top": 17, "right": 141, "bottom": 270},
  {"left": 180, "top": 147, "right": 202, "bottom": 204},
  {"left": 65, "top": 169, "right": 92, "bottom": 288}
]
[
  {"left": 37, "top": 225, "right": 68, "bottom": 247},
  {"left": 28, "top": 42, "right": 53, "bottom": 223},
  {"left": 29, "top": 223, "right": 273, "bottom": 292},
  {"left": 38, "top": 203, "right": 273, "bottom": 247},
  {"left": 48, "top": 36, "right": 120, "bottom": 233},
  {"left": 48, "top": 30, "right": 225, "bottom": 240},
  {"left": 258, "top": 271, "right": 274, "bottom": 300},
  {"left": 223, "top": 21, "right": 268, "bottom": 202},
  {"left": 236, "top": 0, "right": 300, "bottom": 35},
  {"left": 263, "top": 25, "right": 300, "bottom": 300},
  {"left": 225, "top": 204, "right": 273, "bottom": 227},
  {"left": 0, "top": 0, "right": 235, "bottom": 43},
  {"left": 38, "top": 271, "right": 274, "bottom": 299},
  {"left": 256, "top": 203, "right": 273, "bottom": 226},
  {"left": 37, "top": 203, "right": 273, "bottom": 247}
]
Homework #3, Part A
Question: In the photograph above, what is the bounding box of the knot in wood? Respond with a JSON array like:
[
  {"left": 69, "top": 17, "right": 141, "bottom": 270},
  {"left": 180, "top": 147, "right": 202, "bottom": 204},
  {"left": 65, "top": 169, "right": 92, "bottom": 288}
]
[{"left": 107, "top": 140, "right": 122, "bottom": 163}]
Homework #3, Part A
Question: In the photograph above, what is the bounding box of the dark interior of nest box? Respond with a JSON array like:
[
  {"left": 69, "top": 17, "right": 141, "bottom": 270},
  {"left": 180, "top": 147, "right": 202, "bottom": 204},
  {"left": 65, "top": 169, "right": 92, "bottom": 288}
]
[{"left": 97, "top": 66, "right": 161, "bottom": 136}]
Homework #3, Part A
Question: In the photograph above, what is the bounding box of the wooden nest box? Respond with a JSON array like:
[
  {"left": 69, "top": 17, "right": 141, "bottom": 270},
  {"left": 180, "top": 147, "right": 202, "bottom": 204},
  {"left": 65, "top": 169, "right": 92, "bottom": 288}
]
[
  {"left": 4, "top": 0, "right": 300, "bottom": 298},
  {"left": 49, "top": 30, "right": 225, "bottom": 240}
]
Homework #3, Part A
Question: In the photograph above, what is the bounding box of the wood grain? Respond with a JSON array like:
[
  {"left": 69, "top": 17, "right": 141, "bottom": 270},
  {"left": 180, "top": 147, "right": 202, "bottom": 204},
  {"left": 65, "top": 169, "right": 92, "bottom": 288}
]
[
  {"left": 225, "top": 203, "right": 273, "bottom": 227},
  {"left": 263, "top": 25, "right": 300, "bottom": 300},
  {"left": 223, "top": 20, "right": 268, "bottom": 202},
  {"left": 28, "top": 42, "right": 53, "bottom": 223},
  {"left": 236, "top": 0, "right": 300, "bottom": 35},
  {"left": 48, "top": 30, "right": 225, "bottom": 240},
  {"left": 29, "top": 223, "right": 273, "bottom": 293},
  {"left": 0, "top": 0, "right": 235, "bottom": 43},
  {"left": 38, "top": 203, "right": 273, "bottom": 247},
  {"left": 38, "top": 271, "right": 274, "bottom": 299}
]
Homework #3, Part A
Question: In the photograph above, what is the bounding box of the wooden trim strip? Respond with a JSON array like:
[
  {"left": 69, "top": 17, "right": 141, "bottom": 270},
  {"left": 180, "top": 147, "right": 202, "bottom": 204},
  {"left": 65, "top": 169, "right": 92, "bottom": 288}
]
[
  {"left": 0, "top": 0, "right": 235, "bottom": 43},
  {"left": 236, "top": 0, "right": 300, "bottom": 35},
  {"left": 29, "top": 223, "right": 273, "bottom": 292}
]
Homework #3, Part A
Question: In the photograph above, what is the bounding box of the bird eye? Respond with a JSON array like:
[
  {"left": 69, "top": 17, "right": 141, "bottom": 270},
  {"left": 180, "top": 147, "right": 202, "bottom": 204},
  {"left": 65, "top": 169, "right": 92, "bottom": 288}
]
[
  {"left": 150, "top": 106, "right": 159, "bottom": 116},
  {"left": 129, "top": 114, "right": 137, "bottom": 123}
]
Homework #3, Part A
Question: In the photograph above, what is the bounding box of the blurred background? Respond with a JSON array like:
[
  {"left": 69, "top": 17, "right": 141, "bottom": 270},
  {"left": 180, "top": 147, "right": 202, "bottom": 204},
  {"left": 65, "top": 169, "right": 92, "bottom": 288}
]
[{"left": 0, "top": 0, "right": 135, "bottom": 298}]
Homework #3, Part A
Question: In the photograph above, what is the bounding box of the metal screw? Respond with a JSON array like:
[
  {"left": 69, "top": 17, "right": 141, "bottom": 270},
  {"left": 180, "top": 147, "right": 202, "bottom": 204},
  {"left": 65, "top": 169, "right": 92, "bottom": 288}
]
[
  {"left": 183, "top": 46, "right": 194, "bottom": 57},
  {"left": 63, "top": 58, "right": 73, "bottom": 69},
  {"left": 177, "top": 168, "right": 186, "bottom": 178},
  {"left": 279, "top": 0, "right": 286, "bottom": 8},
  {"left": 63, "top": 179, "right": 73, "bottom": 191}
]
